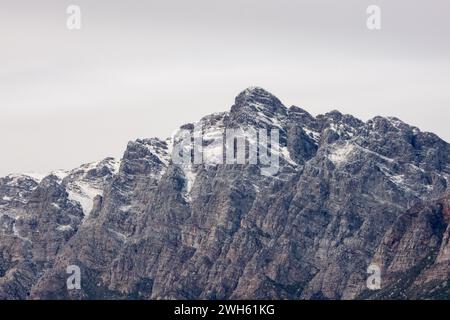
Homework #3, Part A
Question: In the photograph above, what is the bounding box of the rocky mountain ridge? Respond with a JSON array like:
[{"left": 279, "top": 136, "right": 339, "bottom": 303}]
[{"left": 1, "top": 87, "right": 449, "bottom": 299}]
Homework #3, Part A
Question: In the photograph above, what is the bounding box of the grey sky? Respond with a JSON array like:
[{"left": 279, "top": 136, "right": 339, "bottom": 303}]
[{"left": 1, "top": 0, "right": 449, "bottom": 176}]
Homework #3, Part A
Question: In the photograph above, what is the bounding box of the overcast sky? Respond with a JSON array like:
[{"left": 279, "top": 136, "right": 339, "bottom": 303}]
[{"left": 0, "top": 0, "right": 449, "bottom": 176}]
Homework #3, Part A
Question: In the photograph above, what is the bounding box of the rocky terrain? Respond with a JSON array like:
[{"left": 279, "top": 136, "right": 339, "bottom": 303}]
[{"left": 1, "top": 87, "right": 449, "bottom": 299}]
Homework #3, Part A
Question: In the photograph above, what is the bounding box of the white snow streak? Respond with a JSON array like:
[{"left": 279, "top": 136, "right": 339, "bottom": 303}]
[{"left": 329, "top": 143, "right": 355, "bottom": 165}]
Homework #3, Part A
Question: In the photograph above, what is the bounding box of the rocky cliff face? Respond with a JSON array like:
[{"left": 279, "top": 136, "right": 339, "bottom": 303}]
[{"left": 1, "top": 87, "right": 449, "bottom": 299}]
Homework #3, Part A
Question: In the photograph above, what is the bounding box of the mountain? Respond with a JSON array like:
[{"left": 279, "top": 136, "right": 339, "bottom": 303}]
[{"left": 1, "top": 87, "right": 449, "bottom": 299}]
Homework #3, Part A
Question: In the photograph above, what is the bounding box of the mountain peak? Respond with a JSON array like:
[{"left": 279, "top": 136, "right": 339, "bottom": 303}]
[
  {"left": 236, "top": 86, "right": 282, "bottom": 102},
  {"left": 2, "top": 88, "right": 450, "bottom": 300},
  {"left": 231, "top": 87, "right": 287, "bottom": 120},
  {"left": 239, "top": 86, "right": 273, "bottom": 97}
]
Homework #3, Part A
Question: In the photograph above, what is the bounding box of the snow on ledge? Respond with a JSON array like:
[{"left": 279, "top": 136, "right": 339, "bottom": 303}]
[{"left": 328, "top": 143, "right": 355, "bottom": 165}]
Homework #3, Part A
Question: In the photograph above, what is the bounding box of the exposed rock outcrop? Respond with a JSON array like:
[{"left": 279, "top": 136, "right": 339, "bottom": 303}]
[{"left": 1, "top": 87, "right": 449, "bottom": 299}]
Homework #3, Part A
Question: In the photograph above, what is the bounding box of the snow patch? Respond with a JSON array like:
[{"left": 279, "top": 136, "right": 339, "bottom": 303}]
[
  {"left": 202, "top": 123, "right": 225, "bottom": 165},
  {"left": 378, "top": 166, "right": 418, "bottom": 195},
  {"left": 182, "top": 165, "right": 197, "bottom": 202},
  {"left": 57, "top": 225, "right": 73, "bottom": 232},
  {"left": 280, "top": 146, "right": 297, "bottom": 166},
  {"left": 51, "top": 203, "right": 60, "bottom": 209},
  {"left": 354, "top": 145, "right": 394, "bottom": 163},
  {"left": 255, "top": 111, "right": 283, "bottom": 129},
  {"left": 12, "top": 221, "right": 31, "bottom": 243},
  {"left": 390, "top": 174, "right": 405, "bottom": 185},
  {"left": 387, "top": 117, "right": 405, "bottom": 130},
  {"left": 329, "top": 143, "right": 355, "bottom": 165},
  {"left": 50, "top": 169, "right": 69, "bottom": 181},
  {"left": 67, "top": 181, "right": 102, "bottom": 216},
  {"left": 110, "top": 159, "right": 121, "bottom": 174},
  {"left": 328, "top": 122, "right": 356, "bottom": 137},
  {"left": 145, "top": 143, "right": 170, "bottom": 166},
  {"left": 5, "top": 174, "right": 41, "bottom": 186},
  {"left": 171, "top": 129, "right": 198, "bottom": 201},
  {"left": 119, "top": 205, "right": 133, "bottom": 212},
  {"left": 303, "top": 128, "right": 320, "bottom": 142},
  {"left": 22, "top": 173, "right": 47, "bottom": 182}
]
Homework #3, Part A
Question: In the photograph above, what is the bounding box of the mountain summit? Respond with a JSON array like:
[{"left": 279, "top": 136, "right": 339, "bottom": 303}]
[
  {"left": 233, "top": 86, "right": 287, "bottom": 114},
  {"left": 1, "top": 88, "right": 449, "bottom": 299}
]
